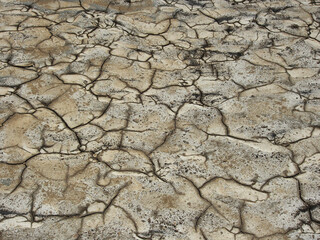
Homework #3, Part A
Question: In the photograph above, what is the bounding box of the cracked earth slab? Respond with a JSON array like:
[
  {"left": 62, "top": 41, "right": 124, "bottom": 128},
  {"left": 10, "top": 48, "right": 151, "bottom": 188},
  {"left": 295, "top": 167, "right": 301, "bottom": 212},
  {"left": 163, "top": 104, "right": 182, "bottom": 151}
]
[{"left": 0, "top": 0, "right": 320, "bottom": 239}]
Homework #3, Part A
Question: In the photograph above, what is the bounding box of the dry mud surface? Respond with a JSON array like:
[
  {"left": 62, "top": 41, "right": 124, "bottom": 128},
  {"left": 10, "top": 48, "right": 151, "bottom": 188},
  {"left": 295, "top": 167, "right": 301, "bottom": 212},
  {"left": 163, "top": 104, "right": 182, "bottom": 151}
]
[{"left": 0, "top": 0, "right": 320, "bottom": 239}]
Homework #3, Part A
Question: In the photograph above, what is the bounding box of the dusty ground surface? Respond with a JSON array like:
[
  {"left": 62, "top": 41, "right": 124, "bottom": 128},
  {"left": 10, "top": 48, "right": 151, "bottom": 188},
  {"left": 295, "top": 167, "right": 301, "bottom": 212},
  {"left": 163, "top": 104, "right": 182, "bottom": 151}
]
[{"left": 0, "top": 0, "right": 320, "bottom": 239}]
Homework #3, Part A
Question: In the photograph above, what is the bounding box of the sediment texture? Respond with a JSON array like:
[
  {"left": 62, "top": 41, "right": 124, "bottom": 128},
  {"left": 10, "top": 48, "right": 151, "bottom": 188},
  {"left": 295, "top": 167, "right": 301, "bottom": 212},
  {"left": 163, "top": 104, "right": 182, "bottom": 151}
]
[{"left": 0, "top": 0, "right": 320, "bottom": 239}]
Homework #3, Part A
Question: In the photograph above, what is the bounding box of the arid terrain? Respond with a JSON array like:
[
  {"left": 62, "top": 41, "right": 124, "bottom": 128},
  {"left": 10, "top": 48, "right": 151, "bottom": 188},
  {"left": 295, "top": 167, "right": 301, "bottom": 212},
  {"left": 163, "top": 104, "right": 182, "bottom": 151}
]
[{"left": 0, "top": 0, "right": 320, "bottom": 239}]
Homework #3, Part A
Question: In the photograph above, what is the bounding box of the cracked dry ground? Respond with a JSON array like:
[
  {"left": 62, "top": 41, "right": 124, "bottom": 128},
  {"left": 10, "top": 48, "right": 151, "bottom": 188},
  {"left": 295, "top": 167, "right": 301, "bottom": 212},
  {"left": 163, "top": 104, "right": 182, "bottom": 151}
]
[{"left": 0, "top": 0, "right": 320, "bottom": 240}]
